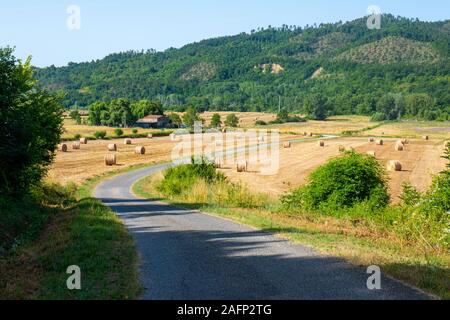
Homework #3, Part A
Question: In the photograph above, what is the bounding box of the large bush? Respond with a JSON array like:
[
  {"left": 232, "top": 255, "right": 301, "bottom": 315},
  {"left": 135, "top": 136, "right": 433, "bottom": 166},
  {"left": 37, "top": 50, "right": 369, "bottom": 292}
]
[
  {"left": 157, "top": 158, "right": 224, "bottom": 196},
  {"left": 0, "top": 48, "right": 63, "bottom": 197},
  {"left": 282, "top": 152, "right": 389, "bottom": 211}
]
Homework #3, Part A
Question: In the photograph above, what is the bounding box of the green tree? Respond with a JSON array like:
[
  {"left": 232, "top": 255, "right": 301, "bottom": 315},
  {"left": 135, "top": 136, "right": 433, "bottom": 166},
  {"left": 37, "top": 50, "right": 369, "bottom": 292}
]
[
  {"left": 69, "top": 110, "right": 82, "bottom": 124},
  {"left": 168, "top": 113, "right": 182, "bottom": 127},
  {"left": 182, "top": 106, "right": 200, "bottom": 128},
  {"left": 131, "top": 100, "right": 164, "bottom": 119},
  {"left": 225, "top": 114, "right": 239, "bottom": 127},
  {"left": 210, "top": 113, "right": 222, "bottom": 128},
  {"left": 0, "top": 48, "right": 63, "bottom": 196},
  {"left": 304, "top": 94, "right": 328, "bottom": 120},
  {"left": 276, "top": 109, "right": 289, "bottom": 122},
  {"left": 88, "top": 101, "right": 108, "bottom": 125}
]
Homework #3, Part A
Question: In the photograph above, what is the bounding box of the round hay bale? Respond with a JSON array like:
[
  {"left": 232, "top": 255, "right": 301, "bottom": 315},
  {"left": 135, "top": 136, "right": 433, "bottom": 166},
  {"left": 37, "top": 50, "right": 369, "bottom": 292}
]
[
  {"left": 283, "top": 142, "right": 291, "bottom": 148},
  {"left": 72, "top": 141, "right": 81, "bottom": 150},
  {"left": 339, "top": 145, "right": 346, "bottom": 152},
  {"left": 135, "top": 146, "right": 146, "bottom": 155},
  {"left": 367, "top": 151, "right": 376, "bottom": 157},
  {"left": 318, "top": 140, "right": 325, "bottom": 147},
  {"left": 376, "top": 139, "right": 384, "bottom": 146},
  {"left": 401, "top": 138, "right": 409, "bottom": 145},
  {"left": 308, "top": 132, "right": 313, "bottom": 137},
  {"left": 124, "top": 138, "right": 132, "bottom": 145},
  {"left": 303, "top": 132, "right": 308, "bottom": 136},
  {"left": 423, "top": 135, "right": 429, "bottom": 141},
  {"left": 79, "top": 138, "right": 88, "bottom": 144},
  {"left": 395, "top": 143, "right": 404, "bottom": 151},
  {"left": 147, "top": 134, "right": 153, "bottom": 139},
  {"left": 59, "top": 144, "right": 68, "bottom": 152},
  {"left": 368, "top": 137, "right": 375, "bottom": 143},
  {"left": 104, "top": 154, "right": 117, "bottom": 166},
  {"left": 236, "top": 160, "right": 248, "bottom": 173},
  {"left": 387, "top": 160, "right": 402, "bottom": 172},
  {"left": 108, "top": 143, "right": 117, "bottom": 152}
]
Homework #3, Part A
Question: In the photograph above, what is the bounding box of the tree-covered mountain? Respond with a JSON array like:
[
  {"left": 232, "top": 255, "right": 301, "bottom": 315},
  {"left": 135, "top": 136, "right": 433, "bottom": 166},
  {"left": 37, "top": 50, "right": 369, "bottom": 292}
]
[{"left": 35, "top": 14, "right": 450, "bottom": 120}]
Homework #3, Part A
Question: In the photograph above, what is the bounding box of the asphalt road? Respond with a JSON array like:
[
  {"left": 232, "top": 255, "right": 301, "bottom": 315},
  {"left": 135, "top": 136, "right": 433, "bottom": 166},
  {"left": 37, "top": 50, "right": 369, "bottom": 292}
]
[{"left": 95, "top": 163, "right": 430, "bottom": 300}]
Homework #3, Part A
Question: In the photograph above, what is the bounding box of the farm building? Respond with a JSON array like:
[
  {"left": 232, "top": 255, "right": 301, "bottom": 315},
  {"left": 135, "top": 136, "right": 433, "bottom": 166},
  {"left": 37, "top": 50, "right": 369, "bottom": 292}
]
[{"left": 135, "top": 115, "right": 170, "bottom": 128}]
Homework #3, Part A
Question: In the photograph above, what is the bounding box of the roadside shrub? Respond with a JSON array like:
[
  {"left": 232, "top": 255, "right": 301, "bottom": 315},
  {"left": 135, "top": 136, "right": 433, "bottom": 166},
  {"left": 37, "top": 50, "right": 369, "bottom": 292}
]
[
  {"left": 94, "top": 131, "right": 107, "bottom": 139},
  {"left": 74, "top": 133, "right": 81, "bottom": 140},
  {"left": 132, "top": 128, "right": 138, "bottom": 134},
  {"left": 282, "top": 151, "right": 389, "bottom": 212},
  {"left": 114, "top": 128, "right": 124, "bottom": 137},
  {"left": 157, "top": 158, "right": 225, "bottom": 196},
  {"left": 400, "top": 183, "right": 422, "bottom": 206}
]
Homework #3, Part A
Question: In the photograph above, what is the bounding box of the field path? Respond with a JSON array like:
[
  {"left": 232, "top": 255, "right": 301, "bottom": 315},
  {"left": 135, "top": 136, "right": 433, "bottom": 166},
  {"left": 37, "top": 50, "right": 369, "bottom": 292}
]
[{"left": 94, "top": 163, "right": 430, "bottom": 300}]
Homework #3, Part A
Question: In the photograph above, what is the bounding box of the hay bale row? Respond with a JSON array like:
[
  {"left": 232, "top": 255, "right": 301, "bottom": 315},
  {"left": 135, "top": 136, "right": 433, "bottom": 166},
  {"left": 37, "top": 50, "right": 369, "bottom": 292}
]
[
  {"left": 376, "top": 139, "right": 384, "bottom": 146},
  {"left": 124, "top": 138, "right": 132, "bottom": 145},
  {"left": 387, "top": 160, "right": 402, "bottom": 172},
  {"left": 236, "top": 160, "right": 248, "bottom": 173},
  {"left": 72, "top": 141, "right": 80, "bottom": 150},
  {"left": 105, "top": 154, "right": 117, "bottom": 166},
  {"left": 80, "top": 138, "right": 88, "bottom": 144},
  {"left": 108, "top": 143, "right": 117, "bottom": 152},
  {"left": 368, "top": 137, "right": 375, "bottom": 143},
  {"left": 135, "top": 146, "right": 145, "bottom": 155}
]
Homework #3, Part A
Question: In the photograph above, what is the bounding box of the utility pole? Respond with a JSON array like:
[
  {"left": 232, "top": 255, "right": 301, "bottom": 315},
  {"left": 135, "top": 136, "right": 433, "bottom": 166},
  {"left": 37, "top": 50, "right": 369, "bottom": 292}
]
[{"left": 278, "top": 95, "right": 281, "bottom": 113}]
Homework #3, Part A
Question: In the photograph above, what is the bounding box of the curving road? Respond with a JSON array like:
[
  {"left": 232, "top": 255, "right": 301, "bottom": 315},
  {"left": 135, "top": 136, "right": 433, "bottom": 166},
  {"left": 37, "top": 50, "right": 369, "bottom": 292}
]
[{"left": 95, "top": 163, "right": 431, "bottom": 300}]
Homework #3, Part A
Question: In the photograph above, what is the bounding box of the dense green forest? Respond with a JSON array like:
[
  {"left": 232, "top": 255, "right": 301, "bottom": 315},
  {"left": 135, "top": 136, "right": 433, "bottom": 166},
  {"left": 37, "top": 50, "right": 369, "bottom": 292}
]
[{"left": 35, "top": 15, "right": 450, "bottom": 120}]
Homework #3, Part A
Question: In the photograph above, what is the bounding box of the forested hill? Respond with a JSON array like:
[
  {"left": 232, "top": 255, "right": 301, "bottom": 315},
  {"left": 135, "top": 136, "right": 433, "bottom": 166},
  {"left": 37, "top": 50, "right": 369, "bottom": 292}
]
[{"left": 35, "top": 14, "right": 450, "bottom": 120}]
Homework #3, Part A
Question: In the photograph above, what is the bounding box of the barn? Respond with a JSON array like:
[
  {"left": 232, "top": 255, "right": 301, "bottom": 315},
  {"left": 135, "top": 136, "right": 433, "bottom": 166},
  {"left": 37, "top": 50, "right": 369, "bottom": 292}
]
[{"left": 135, "top": 115, "right": 170, "bottom": 129}]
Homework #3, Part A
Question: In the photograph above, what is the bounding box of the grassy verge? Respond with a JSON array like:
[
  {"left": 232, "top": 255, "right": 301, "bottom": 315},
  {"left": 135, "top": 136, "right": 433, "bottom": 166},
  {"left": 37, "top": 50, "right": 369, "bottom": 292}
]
[
  {"left": 0, "top": 165, "right": 153, "bottom": 299},
  {"left": 133, "top": 172, "right": 449, "bottom": 299}
]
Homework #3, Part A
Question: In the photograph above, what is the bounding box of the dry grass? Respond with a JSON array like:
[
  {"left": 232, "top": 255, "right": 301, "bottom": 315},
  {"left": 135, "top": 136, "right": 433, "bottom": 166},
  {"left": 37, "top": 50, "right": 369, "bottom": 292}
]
[
  {"left": 266, "top": 115, "right": 376, "bottom": 134},
  {"left": 364, "top": 120, "right": 450, "bottom": 139}
]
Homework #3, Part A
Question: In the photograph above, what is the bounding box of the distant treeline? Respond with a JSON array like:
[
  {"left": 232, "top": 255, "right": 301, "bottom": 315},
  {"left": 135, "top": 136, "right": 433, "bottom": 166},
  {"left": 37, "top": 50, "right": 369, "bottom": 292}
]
[{"left": 35, "top": 14, "right": 450, "bottom": 121}]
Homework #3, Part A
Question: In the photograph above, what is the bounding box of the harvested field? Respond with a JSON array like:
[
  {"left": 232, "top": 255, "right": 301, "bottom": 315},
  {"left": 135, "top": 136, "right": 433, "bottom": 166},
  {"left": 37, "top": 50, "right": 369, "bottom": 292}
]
[
  {"left": 218, "top": 137, "right": 447, "bottom": 202},
  {"left": 47, "top": 137, "right": 180, "bottom": 185}
]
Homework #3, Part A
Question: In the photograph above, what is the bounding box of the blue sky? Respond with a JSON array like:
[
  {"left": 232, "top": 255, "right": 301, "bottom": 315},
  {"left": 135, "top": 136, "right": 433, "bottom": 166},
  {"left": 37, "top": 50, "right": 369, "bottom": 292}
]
[{"left": 1, "top": 0, "right": 449, "bottom": 67}]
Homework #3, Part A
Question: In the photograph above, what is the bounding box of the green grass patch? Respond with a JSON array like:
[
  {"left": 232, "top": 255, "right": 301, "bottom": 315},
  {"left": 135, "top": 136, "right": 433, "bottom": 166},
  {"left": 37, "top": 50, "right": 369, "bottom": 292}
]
[{"left": 0, "top": 165, "right": 151, "bottom": 299}]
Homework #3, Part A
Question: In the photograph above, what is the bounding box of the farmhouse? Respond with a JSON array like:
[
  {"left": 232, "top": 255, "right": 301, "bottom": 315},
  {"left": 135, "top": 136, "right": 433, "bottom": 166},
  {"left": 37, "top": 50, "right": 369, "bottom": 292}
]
[{"left": 135, "top": 115, "right": 170, "bottom": 128}]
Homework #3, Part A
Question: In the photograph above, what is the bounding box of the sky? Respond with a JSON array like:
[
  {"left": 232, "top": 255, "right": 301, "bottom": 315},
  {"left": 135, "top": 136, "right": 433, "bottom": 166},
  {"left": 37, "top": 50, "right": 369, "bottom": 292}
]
[{"left": 1, "top": 0, "right": 449, "bottom": 67}]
